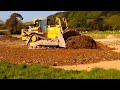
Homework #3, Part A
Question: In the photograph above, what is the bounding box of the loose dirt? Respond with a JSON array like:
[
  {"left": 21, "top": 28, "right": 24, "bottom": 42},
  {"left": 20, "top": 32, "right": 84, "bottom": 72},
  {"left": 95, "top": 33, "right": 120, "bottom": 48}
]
[
  {"left": 0, "top": 35, "right": 20, "bottom": 41},
  {"left": 0, "top": 35, "right": 120, "bottom": 69}
]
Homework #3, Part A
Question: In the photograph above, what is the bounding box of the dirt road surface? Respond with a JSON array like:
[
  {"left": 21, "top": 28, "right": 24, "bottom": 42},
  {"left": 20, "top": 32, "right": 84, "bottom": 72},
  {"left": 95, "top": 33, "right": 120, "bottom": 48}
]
[{"left": 54, "top": 60, "right": 120, "bottom": 71}]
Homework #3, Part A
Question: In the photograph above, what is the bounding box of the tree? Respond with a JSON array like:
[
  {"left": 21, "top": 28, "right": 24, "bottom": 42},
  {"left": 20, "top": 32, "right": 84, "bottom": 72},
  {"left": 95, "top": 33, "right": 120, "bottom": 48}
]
[
  {"left": 16, "top": 20, "right": 24, "bottom": 34},
  {"left": 77, "top": 17, "right": 87, "bottom": 28},
  {"left": 5, "top": 13, "right": 23, "bottom": 34},
  {"left": 92, "top": 16, "right": 104, "bottom": 30},
  {"left": 68, "top": 19, "right": 78, "bottom": 28},
  {"left": 0, "top": 23, "right": 7, "bottom": 30}
]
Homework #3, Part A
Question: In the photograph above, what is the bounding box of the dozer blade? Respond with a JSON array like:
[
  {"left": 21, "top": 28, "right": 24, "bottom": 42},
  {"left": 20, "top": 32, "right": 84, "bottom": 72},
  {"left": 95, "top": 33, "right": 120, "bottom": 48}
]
[
  {"left": 28, "top": 37, "right": 59, "bottom": 49},
  {"left": 58, "top": 33, "right": 66, "bottom": 48}
]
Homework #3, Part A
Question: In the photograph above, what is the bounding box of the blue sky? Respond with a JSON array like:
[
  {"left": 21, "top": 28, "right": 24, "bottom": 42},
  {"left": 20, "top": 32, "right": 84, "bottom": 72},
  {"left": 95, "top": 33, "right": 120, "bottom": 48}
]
[{"left": 0, "top": 11, "right": 64, "bottom": 22}]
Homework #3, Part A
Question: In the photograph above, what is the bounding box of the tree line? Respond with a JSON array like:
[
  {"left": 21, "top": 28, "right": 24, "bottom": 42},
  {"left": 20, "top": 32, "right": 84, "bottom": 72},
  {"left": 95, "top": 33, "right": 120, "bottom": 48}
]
[
  {"left": 48, "top": 11, "right": 120, "bottom": 31},
  {"left": 1, "top": 11, "right": 120, "bottom": 35}
]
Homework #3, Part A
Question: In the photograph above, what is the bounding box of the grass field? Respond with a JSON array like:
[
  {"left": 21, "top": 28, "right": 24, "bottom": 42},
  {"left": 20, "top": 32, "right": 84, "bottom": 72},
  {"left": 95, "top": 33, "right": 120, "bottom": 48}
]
[
  {"left": 81, "top": 31, "right": 120, "bottom": 39},
  {"left": 0, "top": 62, "right": 120, "bottom": 79},
  {"left": 0, "top": 30, "right": 9, "bottom": 35}
]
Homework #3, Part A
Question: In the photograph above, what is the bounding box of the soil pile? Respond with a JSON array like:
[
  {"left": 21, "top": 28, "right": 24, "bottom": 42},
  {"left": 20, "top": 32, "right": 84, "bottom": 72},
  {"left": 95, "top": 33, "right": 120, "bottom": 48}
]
[
  {"left": 66, "top": 35, "right": 98, "bottom": 49},
  {"left": 63, "top": 30, "right": 80, "bottom": 41},
  {"left": 65, "top": 33, "right": 114, "bottom": 50}
]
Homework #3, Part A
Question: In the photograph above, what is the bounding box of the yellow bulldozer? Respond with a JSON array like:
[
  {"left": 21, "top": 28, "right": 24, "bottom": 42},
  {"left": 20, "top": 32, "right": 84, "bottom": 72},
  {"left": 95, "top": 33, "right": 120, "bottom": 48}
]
[{"left": 21, "top": 16, "right": 80, "bottom": 49}]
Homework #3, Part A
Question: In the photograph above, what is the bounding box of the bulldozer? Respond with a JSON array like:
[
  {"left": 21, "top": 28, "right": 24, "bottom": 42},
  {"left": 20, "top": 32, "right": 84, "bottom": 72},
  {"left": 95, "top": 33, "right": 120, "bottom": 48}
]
[{"left": 21, "top": 16, "right": 80, "bottom": 49}]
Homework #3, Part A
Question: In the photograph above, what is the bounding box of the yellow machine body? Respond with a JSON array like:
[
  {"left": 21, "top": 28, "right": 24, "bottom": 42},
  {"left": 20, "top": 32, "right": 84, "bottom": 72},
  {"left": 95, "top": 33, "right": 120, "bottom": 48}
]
[{"left": 21, "top": 17, "right": 68, "bottom": 48}]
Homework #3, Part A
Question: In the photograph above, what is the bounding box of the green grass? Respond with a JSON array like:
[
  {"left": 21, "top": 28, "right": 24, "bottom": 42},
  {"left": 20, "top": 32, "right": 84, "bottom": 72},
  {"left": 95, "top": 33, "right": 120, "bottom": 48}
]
[
  {"left": 82, "top": 31, "right": 120, "bottom": 34},
  {"left": 23, "top": 21, "right": 32, "bottom": 25},
  {"left": 0, "top": 62, "right": 120, "bottom": 79},
  {"left": 81, "top": 31, "right": 120, "bottom": 39},
  {"left": 0, "top": 30, "right": 9, "bottom": 35}
]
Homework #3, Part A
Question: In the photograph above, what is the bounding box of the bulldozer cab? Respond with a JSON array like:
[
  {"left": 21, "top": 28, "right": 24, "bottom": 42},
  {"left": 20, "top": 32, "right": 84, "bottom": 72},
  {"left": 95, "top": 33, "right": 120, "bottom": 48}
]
[
  {"left": 33, "top": 17, "right": 68, "bottom": 32},
  {"left": 32, "top": 17, "right": 68, "bottom": 38},
  {"left": 33, "top": 18, "right": 49, "bottom": 33}
]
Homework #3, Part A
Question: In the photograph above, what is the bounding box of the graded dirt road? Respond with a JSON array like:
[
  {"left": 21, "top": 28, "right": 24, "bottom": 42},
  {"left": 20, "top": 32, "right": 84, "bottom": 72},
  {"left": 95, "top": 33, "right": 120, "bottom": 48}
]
[
  {"left": 0, "top": 35, "right": 120, "bottom": 71},
  {"left": 54, "top": 60, "right": 120, "bottom": 71}
]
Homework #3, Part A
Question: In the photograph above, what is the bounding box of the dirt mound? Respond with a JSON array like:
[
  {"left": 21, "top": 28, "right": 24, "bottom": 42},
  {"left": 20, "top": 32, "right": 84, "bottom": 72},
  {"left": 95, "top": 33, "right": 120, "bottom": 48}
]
[
  {"left": 66, "top": 35, "right": 98, "bottom": 49},
  {"left": 63, "top": 30, "right": 80, "bottom": 41},
  {"left": 0, "top": 35, "right": 20, "bottom": 41},
  {"left": 65, "top": 34, "right": 113, "bottom": 50}
]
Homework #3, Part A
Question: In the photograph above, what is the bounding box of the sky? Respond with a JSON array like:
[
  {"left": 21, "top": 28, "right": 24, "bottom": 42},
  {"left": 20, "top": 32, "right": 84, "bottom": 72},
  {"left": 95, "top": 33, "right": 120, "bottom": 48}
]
[{"left": 0, "top": 11, "right": 64, "bottom": 22}]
